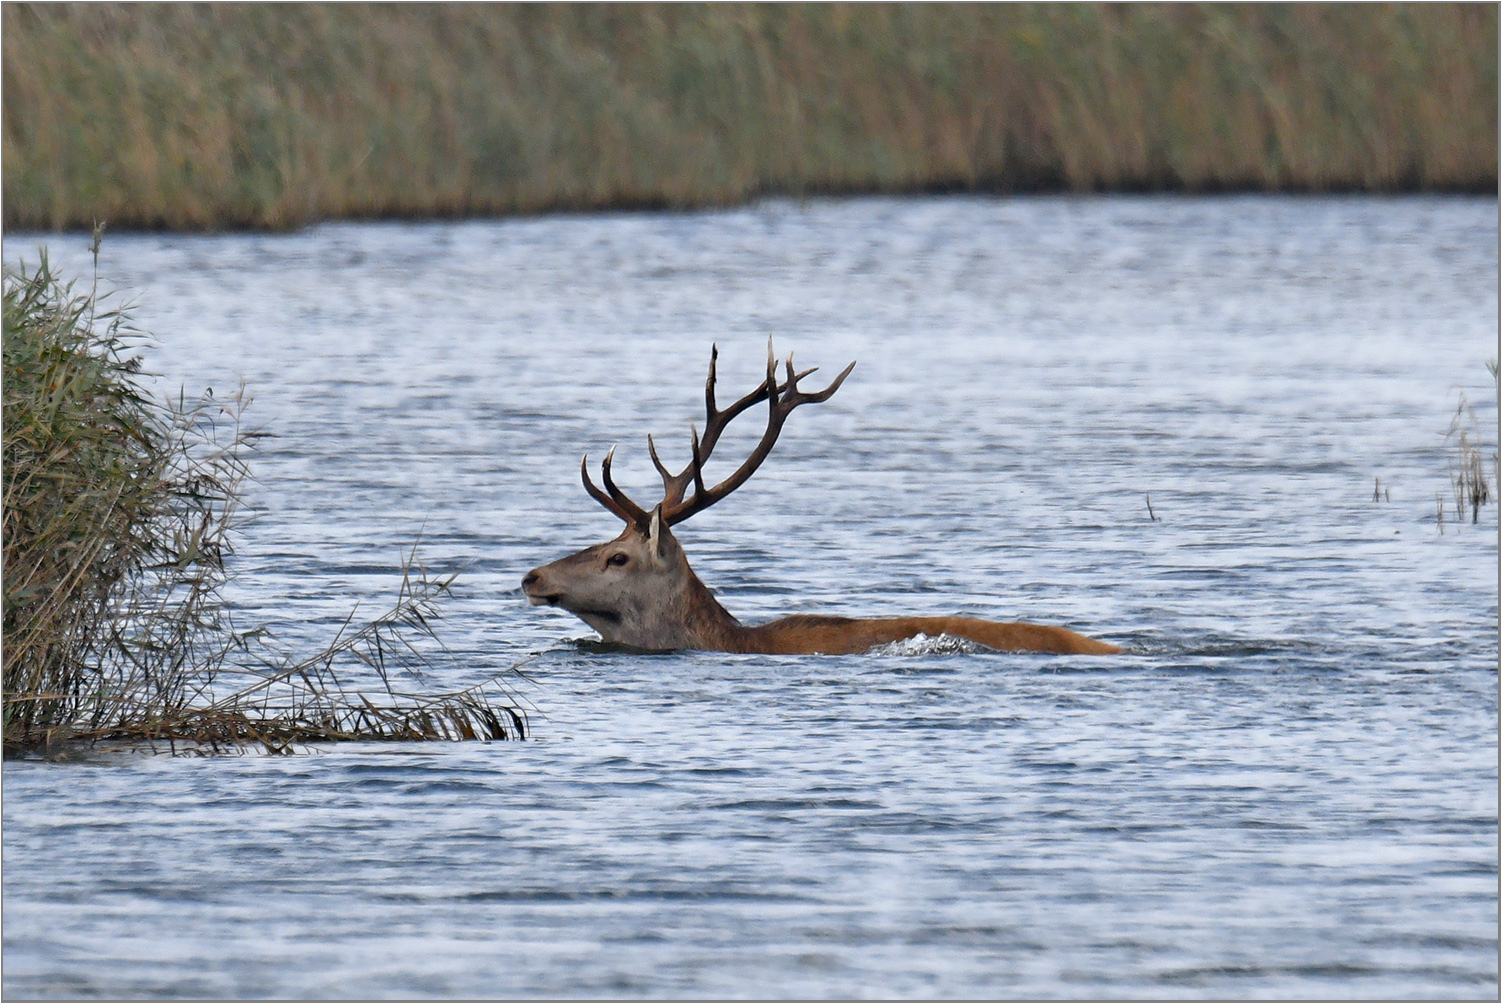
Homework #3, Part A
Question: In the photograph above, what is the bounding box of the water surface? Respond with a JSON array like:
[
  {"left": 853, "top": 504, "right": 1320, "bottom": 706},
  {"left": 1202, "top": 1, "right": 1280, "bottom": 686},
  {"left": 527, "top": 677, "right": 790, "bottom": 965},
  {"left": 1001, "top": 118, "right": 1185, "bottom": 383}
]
[{"left": 4, "top": 195, "right": 1497, "bottom": 998}]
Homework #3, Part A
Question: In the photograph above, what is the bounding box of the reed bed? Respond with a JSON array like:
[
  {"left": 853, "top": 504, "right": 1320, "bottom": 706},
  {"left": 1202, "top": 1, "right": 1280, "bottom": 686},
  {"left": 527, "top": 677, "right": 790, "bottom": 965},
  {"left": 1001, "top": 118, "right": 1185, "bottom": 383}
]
[
  {"left": 2, "top": 251, "right": 527, "bottom": 755},
  {"left": 4, "top": 3, "right": 1496, "bottom": 231}
]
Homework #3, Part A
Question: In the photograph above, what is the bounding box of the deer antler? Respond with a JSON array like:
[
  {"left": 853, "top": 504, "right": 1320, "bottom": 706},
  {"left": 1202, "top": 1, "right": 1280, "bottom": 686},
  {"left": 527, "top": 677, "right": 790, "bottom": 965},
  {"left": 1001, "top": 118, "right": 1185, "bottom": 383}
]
[
  {"left": 580, "top": 339, "right": 856, "bottom": 528},
  {"left": 580, "top": 446, "right": 651, "bottom": 527}
]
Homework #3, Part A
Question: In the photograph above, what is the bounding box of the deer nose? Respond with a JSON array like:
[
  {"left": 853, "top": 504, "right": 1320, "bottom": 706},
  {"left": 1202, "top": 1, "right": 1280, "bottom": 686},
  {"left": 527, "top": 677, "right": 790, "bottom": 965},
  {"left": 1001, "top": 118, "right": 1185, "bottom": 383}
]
[{"left": 521, "top": 572, "right": 540, "bottom": 591}]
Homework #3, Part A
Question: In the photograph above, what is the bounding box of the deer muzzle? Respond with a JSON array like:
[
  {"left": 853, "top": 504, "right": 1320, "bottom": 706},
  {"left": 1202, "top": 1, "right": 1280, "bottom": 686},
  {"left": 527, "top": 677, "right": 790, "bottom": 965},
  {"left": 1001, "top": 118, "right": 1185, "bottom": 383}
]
[{"left": 521, "top": 569, "right": 560, "bottom": 606}]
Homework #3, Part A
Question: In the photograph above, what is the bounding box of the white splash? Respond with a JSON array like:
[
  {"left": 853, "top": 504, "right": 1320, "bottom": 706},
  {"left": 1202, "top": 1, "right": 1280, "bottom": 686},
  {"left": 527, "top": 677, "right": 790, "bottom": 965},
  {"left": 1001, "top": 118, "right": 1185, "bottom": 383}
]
[{"left": 869, "top": 632, "right": 988, "bottom": 656}]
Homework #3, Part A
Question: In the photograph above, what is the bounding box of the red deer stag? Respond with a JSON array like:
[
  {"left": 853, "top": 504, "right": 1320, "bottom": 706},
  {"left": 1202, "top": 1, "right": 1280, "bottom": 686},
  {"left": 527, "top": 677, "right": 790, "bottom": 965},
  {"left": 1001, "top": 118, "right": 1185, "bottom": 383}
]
[{"left": 522, "top": 344, "right": 1121, "bottom": 655}]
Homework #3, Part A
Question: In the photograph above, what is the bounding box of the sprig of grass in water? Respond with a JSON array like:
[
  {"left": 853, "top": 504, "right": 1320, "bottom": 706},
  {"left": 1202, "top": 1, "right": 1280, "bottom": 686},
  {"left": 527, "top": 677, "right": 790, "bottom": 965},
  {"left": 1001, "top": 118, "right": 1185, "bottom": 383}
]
[
  {"left": 80, "top": 555, "right": 532, "bottom": 756},
  {"left": 1446, "top": 385, "right": 1492, "bottom": 525},
  {"left": 186, "top": 549, "right": 532, "bottom": 754},
  {"left": 2, "top": 251, "right": 526, "bottom": 756},
  {"left": 1489, "top": 357, "right": 1500, "bottom": 499}
]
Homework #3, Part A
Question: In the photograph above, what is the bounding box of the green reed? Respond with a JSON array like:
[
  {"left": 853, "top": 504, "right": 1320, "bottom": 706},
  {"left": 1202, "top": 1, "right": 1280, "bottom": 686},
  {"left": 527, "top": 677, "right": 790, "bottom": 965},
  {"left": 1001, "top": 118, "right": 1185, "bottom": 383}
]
[
  {"left": 4, "top": 3, "right": 1495, "bottom": 231},
  {"left": 2, "top": 250, "right": 526, "bottom": 754}
]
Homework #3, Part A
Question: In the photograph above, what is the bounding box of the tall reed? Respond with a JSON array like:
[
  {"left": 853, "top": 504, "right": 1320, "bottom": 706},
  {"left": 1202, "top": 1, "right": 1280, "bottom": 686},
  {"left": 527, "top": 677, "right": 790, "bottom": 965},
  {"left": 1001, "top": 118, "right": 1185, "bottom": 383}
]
[
  {"left": 2, "top": 251, "right": 525, "bottom": 754},
  {"left": 4, "top": 3, "right": 1495, "bottom": 231}
]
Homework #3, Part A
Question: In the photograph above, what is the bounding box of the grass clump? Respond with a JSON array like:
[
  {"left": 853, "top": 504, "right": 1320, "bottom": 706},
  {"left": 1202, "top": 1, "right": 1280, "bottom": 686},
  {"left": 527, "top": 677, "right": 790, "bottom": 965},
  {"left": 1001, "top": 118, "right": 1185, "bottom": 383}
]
[
  {"left": 2, "top": 250, "right": 526, "bottom": 755},
  {"left": 3, "top": 3, "right": 1497, "bottom": 231}
]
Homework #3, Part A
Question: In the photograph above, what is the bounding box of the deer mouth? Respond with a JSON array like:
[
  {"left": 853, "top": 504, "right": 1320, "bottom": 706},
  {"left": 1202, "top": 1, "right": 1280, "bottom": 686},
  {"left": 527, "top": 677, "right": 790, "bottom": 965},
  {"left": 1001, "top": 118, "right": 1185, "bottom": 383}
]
[{"left": 523, "top": 591, "right": 619, "bottom": 624}]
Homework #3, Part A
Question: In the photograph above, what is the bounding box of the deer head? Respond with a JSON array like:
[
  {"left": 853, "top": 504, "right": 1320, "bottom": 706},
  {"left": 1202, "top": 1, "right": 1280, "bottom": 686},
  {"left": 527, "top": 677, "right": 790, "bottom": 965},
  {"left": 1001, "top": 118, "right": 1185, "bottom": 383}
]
[{"left": 522, "top": 341, "right": 855, "bottom": 650}]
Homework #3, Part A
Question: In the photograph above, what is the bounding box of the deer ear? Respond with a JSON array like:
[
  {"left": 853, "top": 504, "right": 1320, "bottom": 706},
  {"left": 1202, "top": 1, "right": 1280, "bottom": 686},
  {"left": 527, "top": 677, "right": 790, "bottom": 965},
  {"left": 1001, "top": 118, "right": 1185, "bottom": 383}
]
[{"left": 647, "top": 505, "right": 667, "bottom": 564}]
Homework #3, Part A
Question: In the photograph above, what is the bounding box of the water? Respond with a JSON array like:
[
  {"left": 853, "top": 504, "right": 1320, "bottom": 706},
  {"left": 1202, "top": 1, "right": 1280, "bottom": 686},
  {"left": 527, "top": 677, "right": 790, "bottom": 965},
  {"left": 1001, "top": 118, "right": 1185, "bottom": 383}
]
[{"left": 4, "top": 195, "right": 1497, "bottom": 999}]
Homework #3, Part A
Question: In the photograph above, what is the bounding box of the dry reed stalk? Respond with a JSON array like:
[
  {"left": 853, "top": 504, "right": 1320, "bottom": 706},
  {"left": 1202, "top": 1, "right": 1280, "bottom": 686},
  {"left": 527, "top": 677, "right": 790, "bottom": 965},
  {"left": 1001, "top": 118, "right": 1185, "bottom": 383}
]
[{"left": 1447, "top": 390, "right": 1493, "bottom": 525}]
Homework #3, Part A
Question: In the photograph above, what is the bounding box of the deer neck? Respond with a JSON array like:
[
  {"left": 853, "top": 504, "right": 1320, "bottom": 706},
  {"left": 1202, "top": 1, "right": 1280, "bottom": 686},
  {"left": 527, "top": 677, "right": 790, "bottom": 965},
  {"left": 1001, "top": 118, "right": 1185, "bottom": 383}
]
[
  {"left": 670, "top": 565, "right": 827, "bottom": 655},
  {"left": 669, "top": 566, "right": 746, "bottom": 651}
]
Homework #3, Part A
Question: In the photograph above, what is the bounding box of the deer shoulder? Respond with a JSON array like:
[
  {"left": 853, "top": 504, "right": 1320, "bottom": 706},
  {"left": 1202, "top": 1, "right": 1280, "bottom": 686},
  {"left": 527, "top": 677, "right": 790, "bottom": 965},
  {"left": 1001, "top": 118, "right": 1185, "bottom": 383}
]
[{"left": 522, "top": 342, "right": 1121, "bottom": 656}]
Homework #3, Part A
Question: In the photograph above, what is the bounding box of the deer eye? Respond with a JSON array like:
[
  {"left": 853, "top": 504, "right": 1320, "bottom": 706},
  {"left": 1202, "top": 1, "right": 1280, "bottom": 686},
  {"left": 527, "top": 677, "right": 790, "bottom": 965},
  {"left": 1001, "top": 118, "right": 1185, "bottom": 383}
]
[{"left": 606, "top": 553, "right": 630, "bottom": 567}]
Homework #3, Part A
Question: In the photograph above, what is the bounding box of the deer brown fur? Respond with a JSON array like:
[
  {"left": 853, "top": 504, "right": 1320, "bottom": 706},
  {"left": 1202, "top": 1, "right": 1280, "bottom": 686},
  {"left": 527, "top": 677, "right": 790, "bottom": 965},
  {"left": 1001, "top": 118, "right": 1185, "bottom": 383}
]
[{"left": 523, "top": 343, "right": 1120, "bottom": 656}]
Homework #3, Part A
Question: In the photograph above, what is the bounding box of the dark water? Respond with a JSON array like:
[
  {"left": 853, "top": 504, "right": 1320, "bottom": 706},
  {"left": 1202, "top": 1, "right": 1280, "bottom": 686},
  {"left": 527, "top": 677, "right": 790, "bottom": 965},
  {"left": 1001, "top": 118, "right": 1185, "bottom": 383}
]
[{"left": 4, "top": 196, "right": 1497, "bottom": 999}]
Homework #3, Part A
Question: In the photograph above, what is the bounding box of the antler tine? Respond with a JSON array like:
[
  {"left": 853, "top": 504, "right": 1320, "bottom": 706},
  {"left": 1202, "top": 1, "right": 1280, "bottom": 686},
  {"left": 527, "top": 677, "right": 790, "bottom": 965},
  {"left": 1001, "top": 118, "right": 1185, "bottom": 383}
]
[
  {"left": 765, "top": 338, "right": 780, "bottom": 406},
  {"left": 647, "top": 434, "right": 673, "bottom": 484},
  {"left": 795, "top": 358, "right": 856, "bottom": 404},
  {"left": 705, "top": 344, "right": 719, "bottom": 421},
  {"left": 651, "top": 343, "right": 718, "bottom": 509},
  {"left": 581, "top": 447, "right": 651, "bottom": 527},
  {"left": 600, "top": 445, "right": 651, "bottom": 525},
  {"left": 582, "top": 452, "right": 636, "bottom": 525},
  {"left": 689, "top": 423, "right": 708, "bottom": 498}
]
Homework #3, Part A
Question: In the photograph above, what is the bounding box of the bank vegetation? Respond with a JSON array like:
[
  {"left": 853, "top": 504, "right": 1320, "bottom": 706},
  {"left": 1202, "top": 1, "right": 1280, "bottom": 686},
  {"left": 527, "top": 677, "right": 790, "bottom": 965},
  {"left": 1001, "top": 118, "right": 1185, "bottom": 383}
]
[
  {"left": 2, "top": 249, "right": 527, "bottom": 755},
  {"left": 3, "top": 3, "right": 1496, "bottom": 231}
]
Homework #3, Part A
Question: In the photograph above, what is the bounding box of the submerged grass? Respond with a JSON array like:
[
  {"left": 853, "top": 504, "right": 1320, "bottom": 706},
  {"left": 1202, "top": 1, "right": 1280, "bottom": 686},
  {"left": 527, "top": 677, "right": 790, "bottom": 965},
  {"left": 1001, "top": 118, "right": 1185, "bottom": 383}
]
[
  {"left": 2, "top": 251, "right": 527, "bottom": 755},
  {"left": 4, "top": 3, "right": 1496, "bottom": 231}
]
